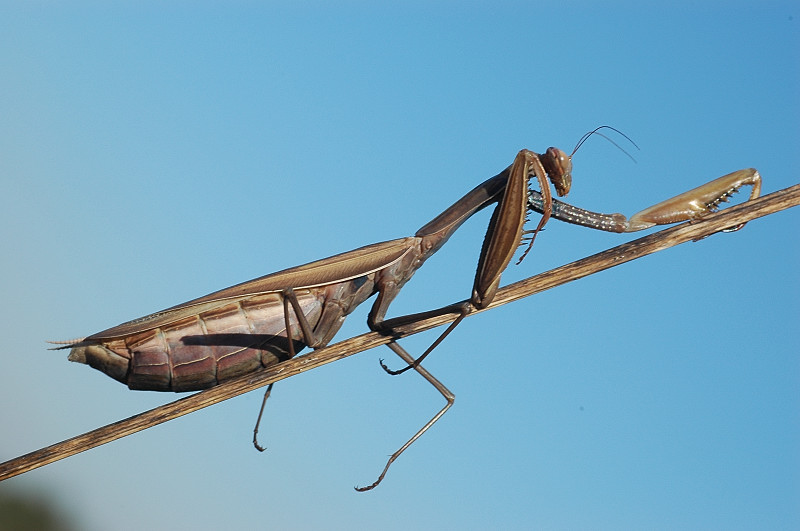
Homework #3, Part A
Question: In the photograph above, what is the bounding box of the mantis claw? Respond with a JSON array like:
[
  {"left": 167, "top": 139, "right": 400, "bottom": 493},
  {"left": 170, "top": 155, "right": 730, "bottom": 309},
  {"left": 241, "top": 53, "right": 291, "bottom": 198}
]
[{"left": 624, "top": 168, "right": 761, "bottom": 232}]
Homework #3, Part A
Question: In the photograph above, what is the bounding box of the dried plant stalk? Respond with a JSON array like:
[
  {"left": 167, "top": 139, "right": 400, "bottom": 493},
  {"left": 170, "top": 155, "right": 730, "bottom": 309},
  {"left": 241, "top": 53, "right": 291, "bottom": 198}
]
[{"left": 1, "top": 183, "right": 797, "bottom": 482}]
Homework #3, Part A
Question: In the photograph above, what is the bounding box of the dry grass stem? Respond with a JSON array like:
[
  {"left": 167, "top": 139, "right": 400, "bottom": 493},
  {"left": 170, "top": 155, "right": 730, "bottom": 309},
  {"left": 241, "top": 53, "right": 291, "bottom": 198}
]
[{"left": 1, "top": 183, "right": 797, "bottom": 482}]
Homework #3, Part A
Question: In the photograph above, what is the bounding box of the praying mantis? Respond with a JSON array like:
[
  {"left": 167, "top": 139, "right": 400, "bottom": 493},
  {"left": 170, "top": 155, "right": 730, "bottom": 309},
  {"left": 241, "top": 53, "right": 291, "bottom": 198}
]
[{"left": 56, "top": 129, "right": 762, "bottom": 490}]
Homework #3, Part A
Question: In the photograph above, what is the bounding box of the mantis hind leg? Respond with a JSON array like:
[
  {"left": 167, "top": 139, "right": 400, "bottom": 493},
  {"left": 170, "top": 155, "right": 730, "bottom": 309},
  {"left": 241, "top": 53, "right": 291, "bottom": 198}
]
[
  {"left": 252, "top": 288, "right": 344, "bottom": 452},
  {"left": 356, "top": 341, "right": 454, "bottom": 492},
  {"left": 252, "top": 383, "right": 274, "bottom": 452}
]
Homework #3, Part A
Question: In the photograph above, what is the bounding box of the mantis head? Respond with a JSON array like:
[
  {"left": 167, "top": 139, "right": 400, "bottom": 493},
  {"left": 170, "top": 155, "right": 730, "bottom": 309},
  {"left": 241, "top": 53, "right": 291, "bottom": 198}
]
[{"left": 541, "top": 146, "right": 573, "bottom": 197}]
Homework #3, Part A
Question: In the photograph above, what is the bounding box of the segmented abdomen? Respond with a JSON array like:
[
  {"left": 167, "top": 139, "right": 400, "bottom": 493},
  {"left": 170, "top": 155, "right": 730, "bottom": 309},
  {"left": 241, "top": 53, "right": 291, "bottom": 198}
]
[{"left": 75, "top": 290, "right": 327, "bottom": 392}]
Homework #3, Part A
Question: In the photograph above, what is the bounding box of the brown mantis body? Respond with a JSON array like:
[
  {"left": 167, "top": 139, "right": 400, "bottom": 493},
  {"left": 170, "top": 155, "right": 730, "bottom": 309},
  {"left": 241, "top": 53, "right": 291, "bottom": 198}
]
[{"left": 59, "top": 135, "right": 761, "bottom": 490}]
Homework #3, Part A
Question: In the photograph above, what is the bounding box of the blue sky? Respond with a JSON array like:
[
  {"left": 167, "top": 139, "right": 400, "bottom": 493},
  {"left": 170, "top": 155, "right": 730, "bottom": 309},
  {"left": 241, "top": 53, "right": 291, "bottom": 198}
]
[{"left": 1, "top": 3, "right": 798, "bottom": 530}]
